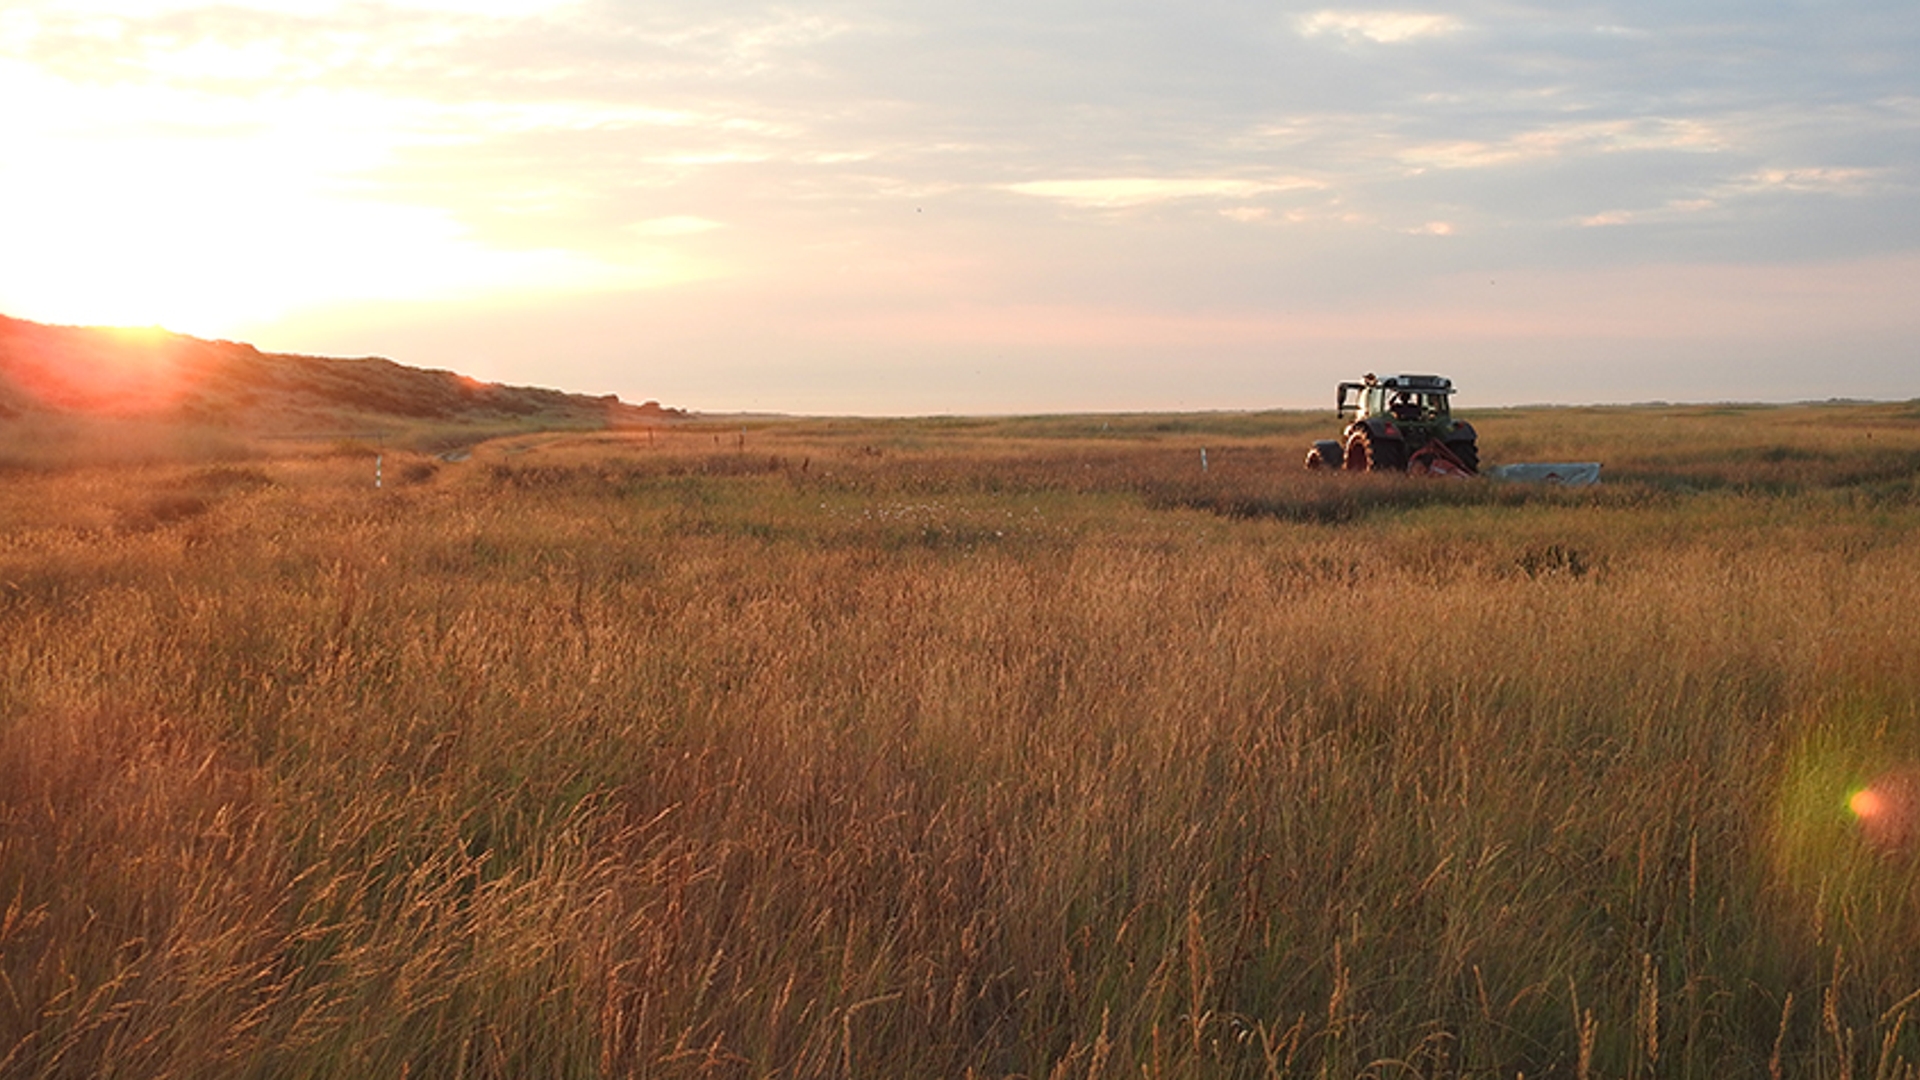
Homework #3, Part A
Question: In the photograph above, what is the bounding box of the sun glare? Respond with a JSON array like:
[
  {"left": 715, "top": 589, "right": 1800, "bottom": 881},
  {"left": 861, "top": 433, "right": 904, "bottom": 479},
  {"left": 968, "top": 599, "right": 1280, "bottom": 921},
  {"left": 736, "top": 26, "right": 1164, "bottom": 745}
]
[
  {"left": 1, "top": 321, "right": 198, "bottom": 415},
  {"left": 0, "top": 59, "right": 678, "bottom": 339},
  {"left": 0, "top": 137, "right": 664, "bottom": 337}
]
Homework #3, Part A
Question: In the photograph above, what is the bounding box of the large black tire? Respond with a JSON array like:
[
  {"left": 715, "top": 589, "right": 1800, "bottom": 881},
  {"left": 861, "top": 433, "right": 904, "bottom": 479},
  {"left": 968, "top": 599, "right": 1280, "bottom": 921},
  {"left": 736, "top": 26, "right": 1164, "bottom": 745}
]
[
  {"left": 1345, "top": 431, "right": 1406, "bottom": 472},
  {"left": 1445, "top": 439, "right": 1479, "bottom": 473},
  {"left": 1305, "top": 440, "right": 1343, "bottom": 471}
]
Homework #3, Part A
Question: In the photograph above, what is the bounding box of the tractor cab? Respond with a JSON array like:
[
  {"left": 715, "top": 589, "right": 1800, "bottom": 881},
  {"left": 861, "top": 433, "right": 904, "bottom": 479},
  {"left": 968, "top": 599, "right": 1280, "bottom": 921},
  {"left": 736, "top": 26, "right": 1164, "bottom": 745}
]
[
  {"left": 1309, "top": 373, "right": 1478, "bottom": 474},
  {"left": 1338, "top": 374, "right": 1455, "bottom": 427}
]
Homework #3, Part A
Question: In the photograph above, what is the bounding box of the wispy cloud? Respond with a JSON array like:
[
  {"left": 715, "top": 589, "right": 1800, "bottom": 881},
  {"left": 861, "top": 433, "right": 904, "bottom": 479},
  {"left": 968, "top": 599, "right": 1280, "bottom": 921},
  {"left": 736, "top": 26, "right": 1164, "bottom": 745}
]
[
  {"left": 1579, "top": 166, "right": 1880, "bottom": 227},
  {"left": 1400, "top": 118, "right": 1726, "bottom": 171},
  {"left": 1006, "top": 176, "right": 1323, "bottom": 209},
  {"left": 1734, "top": 166, "right": 1878, "bottom": 195},
  {"left": 1296, "top": 11, "right": 1462, "bottom": 45},
  {"left": 628, "top": 215, "right": 723, "bottom": 236}
]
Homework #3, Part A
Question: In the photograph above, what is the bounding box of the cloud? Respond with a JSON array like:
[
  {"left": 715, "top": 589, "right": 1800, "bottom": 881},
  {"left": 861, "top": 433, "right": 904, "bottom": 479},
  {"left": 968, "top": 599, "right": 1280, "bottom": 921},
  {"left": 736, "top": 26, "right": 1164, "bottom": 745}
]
[
  {"left": 1578, "top": 165, "right": 1880, "bottom": 228},
  {"left": 1006, "top": 176, "right": 1323, "bottom": 209},
  {"left": 1735, "top": 166, "right": 1878, "bottom": 195},
  {"left": 31, "top": 0, "right": 577, "bottom": 13},
  {"left": 628, "top": 215, "right": 723, "bottom": 236},
  {"left": 1399, "top": 118, "right": 1726, "bottom": 171},
  {"left": 1297, "top": 11, "right": 1461, "bottom": 45}
]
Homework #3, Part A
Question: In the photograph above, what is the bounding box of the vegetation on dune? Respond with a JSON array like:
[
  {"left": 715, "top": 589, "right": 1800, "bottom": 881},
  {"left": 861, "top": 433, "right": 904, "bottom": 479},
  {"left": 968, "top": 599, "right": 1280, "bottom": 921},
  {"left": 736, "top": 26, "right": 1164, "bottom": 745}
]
[
  {"left": 3, "top": 405, "right": 1920, "bottom": 1078},
  {"left": 0, "top": 315, "right": 679, "bottom": 468}
]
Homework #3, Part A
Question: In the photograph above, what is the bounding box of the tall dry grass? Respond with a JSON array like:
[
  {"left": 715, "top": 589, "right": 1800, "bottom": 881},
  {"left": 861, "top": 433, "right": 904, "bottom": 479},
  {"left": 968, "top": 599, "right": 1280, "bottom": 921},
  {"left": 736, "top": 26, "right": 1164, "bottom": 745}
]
[{"left": 4, "top": 405, "right": 1920, "bottom": 1077}]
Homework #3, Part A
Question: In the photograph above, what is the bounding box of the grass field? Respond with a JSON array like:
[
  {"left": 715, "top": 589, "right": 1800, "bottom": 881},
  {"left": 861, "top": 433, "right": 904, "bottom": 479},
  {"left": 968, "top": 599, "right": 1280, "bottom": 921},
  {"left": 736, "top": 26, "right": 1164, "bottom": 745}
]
[{"left": 5, "top": 402, "right": 1920, "bottom": 1078}]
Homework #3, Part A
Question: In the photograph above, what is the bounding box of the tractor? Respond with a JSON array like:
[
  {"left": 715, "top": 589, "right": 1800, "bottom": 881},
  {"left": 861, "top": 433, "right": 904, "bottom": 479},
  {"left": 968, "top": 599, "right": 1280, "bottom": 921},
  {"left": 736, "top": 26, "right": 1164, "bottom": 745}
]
[{"left": 1304, "top": 373, "right": 1479, "bottom": 474}]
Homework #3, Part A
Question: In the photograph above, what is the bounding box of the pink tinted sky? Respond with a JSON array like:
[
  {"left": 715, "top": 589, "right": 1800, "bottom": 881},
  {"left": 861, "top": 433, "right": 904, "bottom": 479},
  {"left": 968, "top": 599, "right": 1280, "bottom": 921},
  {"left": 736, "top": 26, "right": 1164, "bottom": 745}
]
[{"left": 3, "top": 0, "right": 1916, "bottom": 413}]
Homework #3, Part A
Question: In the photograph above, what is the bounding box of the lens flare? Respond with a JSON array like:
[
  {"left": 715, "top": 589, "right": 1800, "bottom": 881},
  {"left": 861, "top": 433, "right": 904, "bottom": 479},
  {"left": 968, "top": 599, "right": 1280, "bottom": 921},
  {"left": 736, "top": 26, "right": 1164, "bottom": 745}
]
[
  {"left": 1849, "top": 772, "right": 1920, "bottom": 853},
  {"left": 1851, "top": 787, "right": 1884, "bottom": 818},
  {"left": 1765, "top": 708, "right": 1920, "bottom": 959}
]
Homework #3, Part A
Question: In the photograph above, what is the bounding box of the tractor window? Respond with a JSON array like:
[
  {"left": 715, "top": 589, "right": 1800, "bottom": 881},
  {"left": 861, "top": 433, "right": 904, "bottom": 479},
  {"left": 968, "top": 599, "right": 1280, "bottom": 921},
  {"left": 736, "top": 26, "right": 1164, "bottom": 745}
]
[{"left": 1389, "top": 391, "right": 1450, "bottom": 421}]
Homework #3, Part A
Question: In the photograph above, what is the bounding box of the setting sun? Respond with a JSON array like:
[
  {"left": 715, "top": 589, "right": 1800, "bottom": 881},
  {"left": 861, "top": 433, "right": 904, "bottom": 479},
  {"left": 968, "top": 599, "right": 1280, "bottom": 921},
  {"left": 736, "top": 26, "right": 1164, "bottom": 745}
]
[
  {"left": 0, "top": 321, "right": 200, "bottom": 414},
  {"left": 0, "top": 56, "right": 685, "bottom": 338}
]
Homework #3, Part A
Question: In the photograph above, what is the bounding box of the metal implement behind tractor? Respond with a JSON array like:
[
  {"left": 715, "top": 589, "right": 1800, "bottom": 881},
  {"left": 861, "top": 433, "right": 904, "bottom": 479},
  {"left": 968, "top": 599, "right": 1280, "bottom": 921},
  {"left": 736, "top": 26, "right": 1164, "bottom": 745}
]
[{"left": 1304, "top": 373, "right": 1479, "bottom": 475}]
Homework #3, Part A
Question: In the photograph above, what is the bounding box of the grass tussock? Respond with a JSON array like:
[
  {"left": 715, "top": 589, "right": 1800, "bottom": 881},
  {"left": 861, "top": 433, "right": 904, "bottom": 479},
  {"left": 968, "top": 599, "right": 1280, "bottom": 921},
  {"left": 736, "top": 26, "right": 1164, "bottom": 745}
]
[{"left": 4, "top": 404, "right": 1920, "bottom": 1077}]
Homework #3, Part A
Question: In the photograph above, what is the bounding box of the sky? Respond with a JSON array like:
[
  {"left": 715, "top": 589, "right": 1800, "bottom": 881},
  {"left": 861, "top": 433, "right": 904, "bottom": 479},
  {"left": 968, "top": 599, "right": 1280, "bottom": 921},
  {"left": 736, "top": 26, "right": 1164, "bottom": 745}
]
[{"left": 2, "top": 0, "right": 1917, "bottom": 414}]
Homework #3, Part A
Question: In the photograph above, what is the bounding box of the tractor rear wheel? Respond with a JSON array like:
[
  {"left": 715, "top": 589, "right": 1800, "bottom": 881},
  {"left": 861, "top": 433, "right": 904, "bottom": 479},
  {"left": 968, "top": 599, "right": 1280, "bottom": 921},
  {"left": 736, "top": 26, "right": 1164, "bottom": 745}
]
[
  {"left": 1345, "top": 431, "right": 1405, "bottom": 472},
  {"left": 1445, "top": 440, "right": 1479, "bottom": 473}
]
